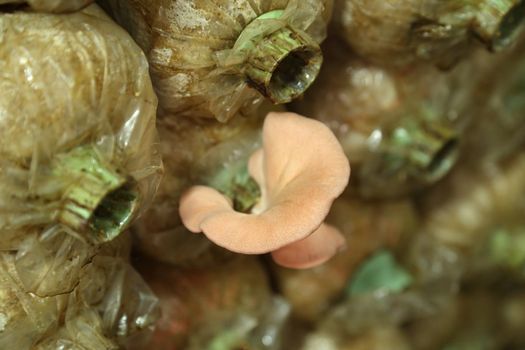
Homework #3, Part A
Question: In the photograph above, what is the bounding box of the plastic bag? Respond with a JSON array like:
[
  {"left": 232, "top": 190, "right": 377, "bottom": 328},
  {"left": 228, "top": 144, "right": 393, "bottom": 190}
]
[
  {"left": 415, "top": 35, "right": 525, "bottom": 256},
  {"left": 409, "top": 153, "right": 525, "bottom": 290},
  {"left": 459, "top": 36, "right": 525, "bottom": 164},
  {"left": 332, "top": 0, "right": 525, "bottom": 68},
  {"left": 136, "top": 256, "right": 288, "bottom": 349},
  {"left": 0, "top": 233, "right": 160, "bottom": 349},
  {"left": 291, "top": 39, "right": 480, "bottom": 198},
  {"left": 101, "top": 0, "right": 333, "bottom": 121},
  {"left": 0, "top": 4, "right": 162, "bottom": 247},
  {"left": 302, "top": 289, "right": 445, "bottom": 350},
  {"left": 0, "top": 7, "right": 162, "bottom": 347},
  {"left": 0, "top": 0, "right": 93, "bottom": 13},
  {"left": 304, "top": 326, "right": 412, "bottom": 350},
  {"left": 434, "top": 292, "right": 507, "bottom": 350},
  {"left": 406, "top": 36, "right": 525, "bottom": 292},
  {"left": 273, "top": 197, "right": 418, "bottom": 321}
]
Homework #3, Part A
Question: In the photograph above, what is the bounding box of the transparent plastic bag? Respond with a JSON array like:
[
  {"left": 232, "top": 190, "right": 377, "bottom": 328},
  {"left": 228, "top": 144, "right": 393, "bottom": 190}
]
[
  {"left": 420, "top": 131, "right": 525, "bottom": 252},
  {"left": 0, "top": 253, "right": 65, "bottom": 349},
  {"left": 304, "top": 326, "right": 412, "bottom": 350},
  {"left": 11, "top": 229, "right": 99, "bottom": 297},
  {"left": 0, "top": 4, "right": 162, "bottom": 247},
  {"left": 0, "top": 233, "right": 160, "bottom": 349},
  {"left": 406, "top": 36, "right": 525, "bottom": 291},
  {"left": 435, "top": 292, "right": 506, "bottom": 350},
  {"left": 0, "top": 7, "right": 162, "bottom": 347},
  {"left": 273, "top": 197, "right": 418, "bottom": 321},
  {"left": 101, "top": 0, "right": 333, "bottom": 121},
  {"left": 291, "top": 39, "right": 480, "bottom": 198},
  {"left": 332, "top": 0, "right": 525, "bottom": 68},
  {"left": 302, "top": 290, "right": 445, "bottom": 350},
  {"left": 409, "top": 153, "right": 525, "bottom": 288},
  {"left": 459, "top": 36, "right": 525, "bottom": 164},
  {"left": 403, "top": 295, "right": 461, "bottom": 350},
  {"left": 137, "top": 256, "right": 286, "bottom": 349},
  {"left": 292, "top": 36, "right": 525, "bottom": 199}
]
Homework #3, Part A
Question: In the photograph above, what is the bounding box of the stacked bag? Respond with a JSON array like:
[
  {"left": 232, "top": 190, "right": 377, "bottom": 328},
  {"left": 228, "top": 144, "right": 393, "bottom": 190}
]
[{"left": 1, "top": 0, "right": 525, "bottom": 349}]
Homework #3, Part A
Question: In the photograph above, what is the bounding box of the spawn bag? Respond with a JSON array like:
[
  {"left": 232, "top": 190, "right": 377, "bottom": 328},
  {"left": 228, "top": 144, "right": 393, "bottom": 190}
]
[
  {"left": 137, "top": 256, "right": 289, "bottom": 350},
  {"left": 0, "top": 4, "right": 161, "bottom": 250},
  {"left": 100, "top": 0, "right": 333, "bottom": 122},
  {"left": 304, "top": 326, "right": 412, "bottom": 350},
  {"left": 410, "top": 153, "right": 525, "bottom": 288},
  {"left": 273, "top": 197, "right": 418, "bottom": 322},
  {"left": 0, "top": 0, "right": 93, "bottom": 13},
  {"left": 332, "top": 0, "right": 525, "bottom": 68},
  {"left": 409, "top": 37, "right": 525, "bottom": 286},
  {"left": 0, "top": 233, "right": 160, "bottom": 350},
  {"left": 291, "top": 39, "right": 479, "bottom": 198},
  {"left": 459, "top": 34, "right": 525, "bottom": 164},
  {"left": 301, "top": 248, "right": 454, "bottom": 350}
]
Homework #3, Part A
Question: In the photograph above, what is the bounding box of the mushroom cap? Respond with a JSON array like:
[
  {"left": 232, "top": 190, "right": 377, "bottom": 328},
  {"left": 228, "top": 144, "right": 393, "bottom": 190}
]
[
  {"left": 179, "top": 112, "right": 350, "bottom": 254},
  {"left": 271, "top": 223, "right": 346, "bottom": 269}
]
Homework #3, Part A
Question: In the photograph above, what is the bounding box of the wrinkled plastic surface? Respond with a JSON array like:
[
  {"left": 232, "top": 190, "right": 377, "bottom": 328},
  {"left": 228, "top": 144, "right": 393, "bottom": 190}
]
[
  {"left": 407, "top": 290, "right": 525, "bottom": 350},
  {"left": 0, "top": 0, "right": 93, "bottom": 13},
  {"left": 304, "top": 326, "right": 412, "bottom": 350},
  {"left": 101, "top": 0, "right": 333, "bottom": 121},
  {"left": 292, "top": 39, "right": 483, "bottom": 198},
  {"left": 302, "top": 289, "right": 445, "bottom": 350},
  {"left": 0, "top": 6, "right": 161, "bottom": 348},
  {"left": 0, "top": 4, "right": 162, "bottom": 246},
  {"left": 307, "top": 288, "right": 525, "bottom": 350},
  {"left": 404, "top": 66, "right": 525, "bottom": 328},
  {"left": 459, "top": 37, "right": 525, "bottom": 164},
  {"left": 135, "top": 256, "right": 289, "bottom": 349},
  {"left": 409, "top": 153, "right": 525, "bottom": 291},
  {"left": 394, "top": 40, "right": 525, "bottom": 349},
  {"left": 274, "top": 197, "right": 418, "bottom": 321},
  {"left": 410, "top": 33, "right": 525, "bottom": 281},
  {"left": 0, "top": 233, "right": 160, "bottom": 349},
  {"left": 333, "top": 0, "right": 525, "bottom": 68}
]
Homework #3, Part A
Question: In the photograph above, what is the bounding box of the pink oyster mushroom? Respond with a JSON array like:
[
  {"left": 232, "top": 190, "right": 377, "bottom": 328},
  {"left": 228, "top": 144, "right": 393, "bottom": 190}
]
[{"left": 179, "top": 112, "right": 351, "bottom": 269}]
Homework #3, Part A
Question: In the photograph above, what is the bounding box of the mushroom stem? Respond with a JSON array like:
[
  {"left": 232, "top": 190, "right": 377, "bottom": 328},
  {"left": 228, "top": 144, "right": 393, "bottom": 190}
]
[
  {"left": 472, "top": 0, "right": 525, "bottom": 50},
  {"left": 389, "top": 118, "right": 459, "bottom": 181},
  {"left": 54, "top": 146, "right": 139, "bottom": 242},
  {"left": 242, "top": 11, "right": 323, "bottom": 104}
]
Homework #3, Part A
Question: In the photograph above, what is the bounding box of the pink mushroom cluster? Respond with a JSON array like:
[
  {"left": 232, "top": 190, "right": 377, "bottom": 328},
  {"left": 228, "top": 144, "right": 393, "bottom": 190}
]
[{"left": 180, "top": 112, "right": 350, "bottom": 269}]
